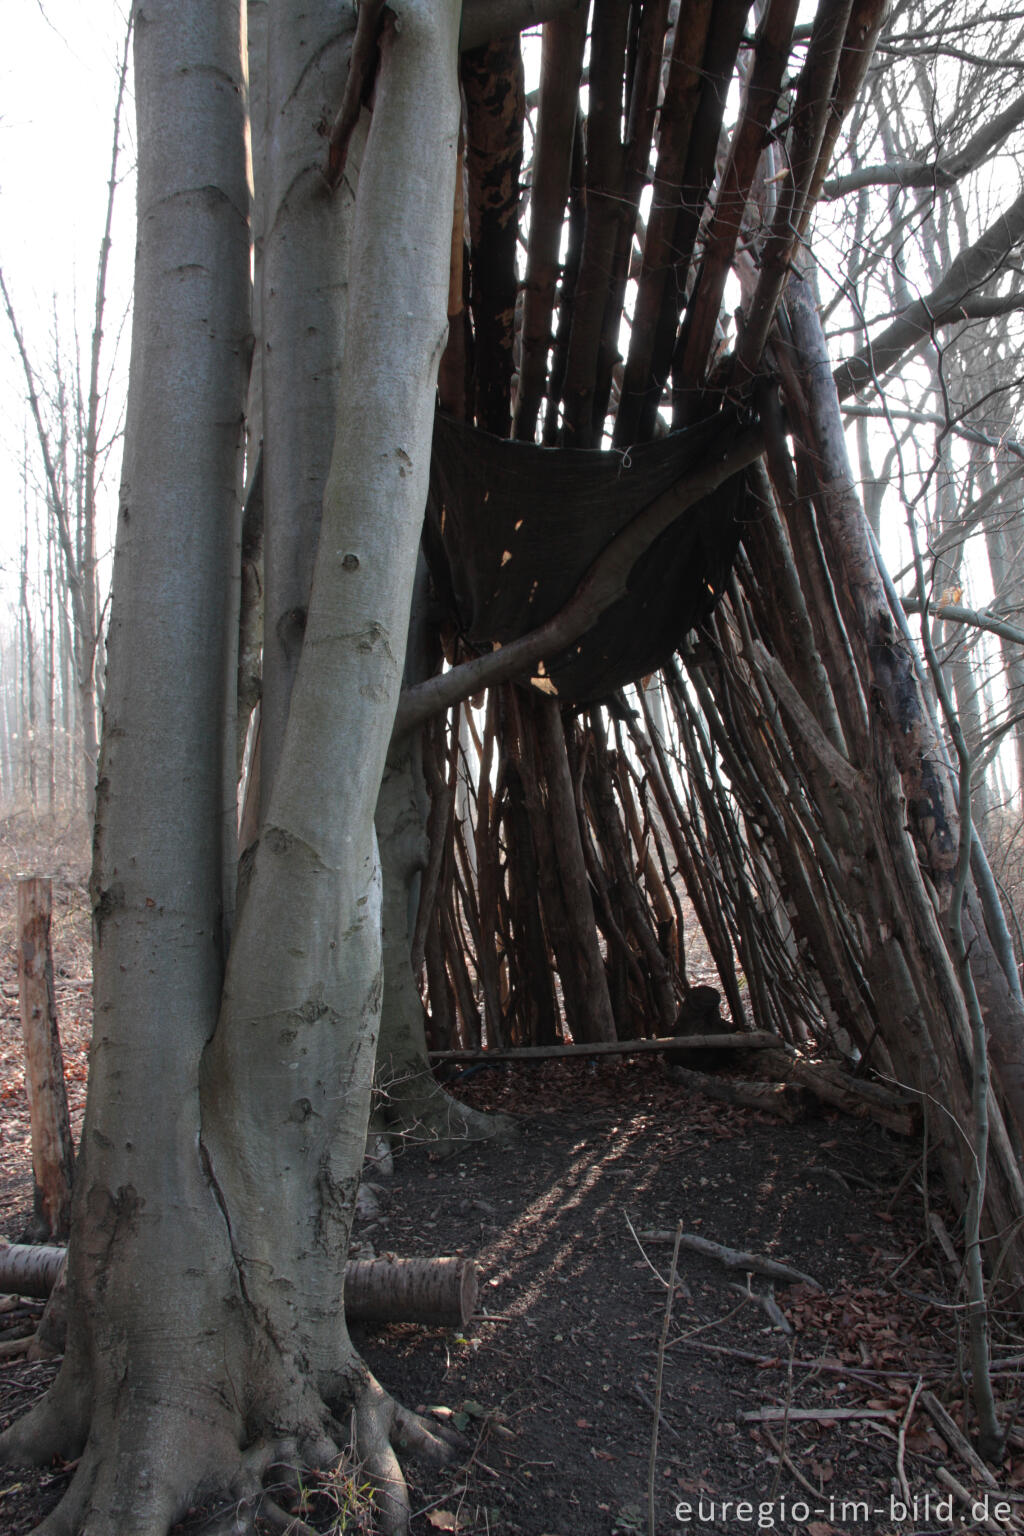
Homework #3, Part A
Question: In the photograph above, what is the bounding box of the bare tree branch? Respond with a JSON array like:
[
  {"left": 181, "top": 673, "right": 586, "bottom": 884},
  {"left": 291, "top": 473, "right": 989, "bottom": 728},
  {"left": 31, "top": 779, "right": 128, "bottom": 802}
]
[
  {"left": 832, "top": 187, "right": 1024, "bottom": 402},
  {"left": 900, "top": 599, "right": 1024, "bottom": 648},
  {"left": 824, "top": 89, "right": 1024, "bottom": 197}
]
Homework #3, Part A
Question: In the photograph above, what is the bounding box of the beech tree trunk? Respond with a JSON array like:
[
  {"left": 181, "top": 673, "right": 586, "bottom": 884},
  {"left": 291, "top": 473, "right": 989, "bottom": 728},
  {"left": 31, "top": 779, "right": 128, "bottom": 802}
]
[
  {"left": 0, "top": 8, "right": 254, "bottom": 1526},
  {"left": 255, "top": 0, "right": 361, "bottom": 814},
  {"left": 0, "top": 3, "right": 463, "bottom": 1533}
]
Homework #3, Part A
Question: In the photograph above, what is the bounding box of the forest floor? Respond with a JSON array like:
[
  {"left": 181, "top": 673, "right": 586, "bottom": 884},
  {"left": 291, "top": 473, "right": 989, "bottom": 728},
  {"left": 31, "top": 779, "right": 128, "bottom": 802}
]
[{"left": 1, "top": 817, "right": 1024, "bottom": 1535}]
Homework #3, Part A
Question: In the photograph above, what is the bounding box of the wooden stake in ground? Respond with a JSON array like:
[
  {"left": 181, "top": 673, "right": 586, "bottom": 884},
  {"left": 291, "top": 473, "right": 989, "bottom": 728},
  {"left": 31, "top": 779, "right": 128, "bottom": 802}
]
[{"left": 16, "top": 876, "right": 74, "bottom": 1241}]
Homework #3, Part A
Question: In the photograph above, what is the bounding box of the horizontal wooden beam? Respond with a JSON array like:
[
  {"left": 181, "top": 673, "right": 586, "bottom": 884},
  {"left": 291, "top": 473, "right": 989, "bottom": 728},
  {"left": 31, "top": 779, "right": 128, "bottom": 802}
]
[{"left": 429, "top": 1030, "right": 779, "bottom": 1063}]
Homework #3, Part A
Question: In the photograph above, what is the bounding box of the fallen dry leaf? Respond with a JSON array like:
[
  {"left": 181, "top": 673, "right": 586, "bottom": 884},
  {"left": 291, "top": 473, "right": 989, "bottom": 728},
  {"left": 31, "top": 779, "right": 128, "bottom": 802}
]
[{"left": 425, "top": 1512, "right": 459, "bottom": 1532}]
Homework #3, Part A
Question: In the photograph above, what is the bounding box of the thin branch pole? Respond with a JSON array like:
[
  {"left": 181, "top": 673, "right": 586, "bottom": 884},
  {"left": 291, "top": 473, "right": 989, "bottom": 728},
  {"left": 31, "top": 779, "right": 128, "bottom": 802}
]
[
  {"left": 907, "top": 514, "right": 1002, "bottom": 1460},
  {"left": 513, "top": 6, "right": 587, "bottom": 441}
]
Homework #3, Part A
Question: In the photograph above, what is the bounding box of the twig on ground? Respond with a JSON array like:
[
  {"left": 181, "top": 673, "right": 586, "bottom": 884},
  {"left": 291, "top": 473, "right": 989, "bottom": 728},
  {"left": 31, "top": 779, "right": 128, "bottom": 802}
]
[
  {"left": 625, "top": 1211, "right": 672, "bottom": 1288},
  {"left": 896, "top": 1378, "right": 923, "bottom": 1505},
  {"left": 767, "top": 1338, "right": 796, "bottom": 1503},
  {"left": 633, "top": 1383, "right": 679, "bottom": 1439},
  {"left": 743, "top": 1406, "right": 898, "bottom": 1423},
  {"left": 641, "top": 1229, "right": 821, "bottom": 1290},
  {"left": 921, "top": 1389, "right": 1000, "bottom": 1488},
  {"left": 884, "top": 1157, "right": 919, "bottom": 1215},
  {"left": 761, "top": 1425, "right": 822, "bottom": 1503},
  {"left": 928, "top": 1212, "right": 961, "bottom": 1271},
  {"left": 671, "top": 1336, "right": 929, "bottom": 1381},
  {"left": 728, "top": 1283, "right": 793, "bottom": 1334},
  {"left": 671, "top": 1290, "right": 755, "bottom": 1345},
  {"left": 936, "top": 1466, "right": 1005, "bottom": 1536},
  {"left": 648, "top": 1221, "right": 682, "bottom": 1536},
  {"left": 883, "top": 1237, "right": 929, "bottom": 1285}
]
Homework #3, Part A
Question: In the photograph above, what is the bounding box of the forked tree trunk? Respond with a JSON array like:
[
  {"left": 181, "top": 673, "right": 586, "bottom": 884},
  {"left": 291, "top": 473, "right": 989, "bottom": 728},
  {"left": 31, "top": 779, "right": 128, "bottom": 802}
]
[
  {"left": 202, "top": 9, "right": 463, "bottom": 1520},
  {"left": 0, "top": 3, "right": 463, "bottom": 1534}
]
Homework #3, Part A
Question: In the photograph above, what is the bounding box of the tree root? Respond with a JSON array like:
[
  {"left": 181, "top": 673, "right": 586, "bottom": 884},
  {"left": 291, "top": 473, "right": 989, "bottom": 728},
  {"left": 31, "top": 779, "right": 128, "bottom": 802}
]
[
  {"left": 375, "top": 1062, "right": 517, "bottom": 1155},
  {"left": 198, "top": 1499, "right": 259, "bottom": 1536},
  {"left": 2, "top": 1354, "right": 458, "bottom": 1536},
  {"left": 0, "top": 1357, "right": 88, "bottom": 1471},
  {"left": 350, "top": 1369, "right": 462, "bottom": 1536},
  {"left": 201, "top": 1493, "right": 319, "bottom": 1536},
  {"left": 260, "top": 1498, "right": 319, "bottom": 1535},
  {"left": 23, "top": 1451, "right": 94, "bottom": 1536}
]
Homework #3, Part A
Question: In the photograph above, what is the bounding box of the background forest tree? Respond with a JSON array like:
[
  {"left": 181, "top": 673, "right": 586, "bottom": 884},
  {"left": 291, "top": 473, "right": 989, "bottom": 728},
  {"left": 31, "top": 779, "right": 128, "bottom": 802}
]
[{"left": 2, "top": 0, "right": 1024, "bottom": 1529}]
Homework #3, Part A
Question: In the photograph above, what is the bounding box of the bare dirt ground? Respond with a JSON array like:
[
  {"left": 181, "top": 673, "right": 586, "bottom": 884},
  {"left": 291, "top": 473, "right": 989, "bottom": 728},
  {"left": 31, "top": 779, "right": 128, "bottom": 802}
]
[{"left": 1, "top": 818, "right": 1024, "bottom": 1536}]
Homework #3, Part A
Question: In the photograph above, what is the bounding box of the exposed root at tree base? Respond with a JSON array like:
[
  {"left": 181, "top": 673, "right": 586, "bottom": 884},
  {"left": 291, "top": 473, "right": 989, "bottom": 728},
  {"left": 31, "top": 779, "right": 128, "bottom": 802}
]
[
  {"left": 1, "top": 1362, "right": 461, "bottom": 1536},
  {"left": 351, "top": 1373, "right": 463, "bottom": 1535},
  {"left": 376, "top": 1070, "right": 518, "bottom": 1157},
  {"left": 200, "top": 1382, "right": 460, "bottom": 1536}
]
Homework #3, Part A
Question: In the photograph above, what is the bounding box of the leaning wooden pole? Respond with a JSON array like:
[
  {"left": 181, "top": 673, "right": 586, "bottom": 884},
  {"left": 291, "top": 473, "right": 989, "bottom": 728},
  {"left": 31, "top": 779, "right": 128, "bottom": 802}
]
[{"left": 16, "top": 876, "right": 74, "bottom": 1241}]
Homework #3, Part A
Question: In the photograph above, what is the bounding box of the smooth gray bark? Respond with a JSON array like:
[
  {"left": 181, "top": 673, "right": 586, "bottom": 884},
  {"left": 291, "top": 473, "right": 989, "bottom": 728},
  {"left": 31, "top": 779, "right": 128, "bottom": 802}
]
[
  {"left": 202, "top": 1, "right": 464, "bottom": 1527},
  {"left": 0, "top": 2, "right": 463, "bottom": 1532},
  {"left": 0, "top": 5, "right": 252, "bottom": 1530},
  {"left": 257, "top": 0, "right": 361, "bottom": 812}
]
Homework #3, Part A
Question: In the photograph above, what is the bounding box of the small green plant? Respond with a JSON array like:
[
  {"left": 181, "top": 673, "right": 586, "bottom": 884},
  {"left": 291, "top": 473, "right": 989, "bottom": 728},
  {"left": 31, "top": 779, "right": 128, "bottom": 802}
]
[{"left": 273, "top": 1454, "right": 376, "bottom": 1534}]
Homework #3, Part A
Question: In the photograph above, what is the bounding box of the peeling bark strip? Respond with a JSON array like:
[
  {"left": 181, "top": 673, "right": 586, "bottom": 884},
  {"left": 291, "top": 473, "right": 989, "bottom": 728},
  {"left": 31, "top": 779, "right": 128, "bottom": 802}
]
[
  {"left": 327, "top": 0, "right": 388, "bottom": 189},
  {"left": 16, "top": 877, "right": 73, "bottom": 1242}
]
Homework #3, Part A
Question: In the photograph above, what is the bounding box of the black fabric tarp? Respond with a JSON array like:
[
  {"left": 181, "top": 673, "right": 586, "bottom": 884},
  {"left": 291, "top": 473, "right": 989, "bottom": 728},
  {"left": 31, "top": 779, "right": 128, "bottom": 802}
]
[{"left": 423, "top": 410, "right": 748, "bottom": 705}]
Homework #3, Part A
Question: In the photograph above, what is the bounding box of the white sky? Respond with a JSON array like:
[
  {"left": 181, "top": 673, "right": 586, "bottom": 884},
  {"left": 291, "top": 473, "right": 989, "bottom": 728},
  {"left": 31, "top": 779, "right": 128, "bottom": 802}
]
[
  {"left": 0, "top": 0, "right": 134, "bottom": 605},
  {"left": 0, "top": 4, "right": 1015, "bottom": 789}
]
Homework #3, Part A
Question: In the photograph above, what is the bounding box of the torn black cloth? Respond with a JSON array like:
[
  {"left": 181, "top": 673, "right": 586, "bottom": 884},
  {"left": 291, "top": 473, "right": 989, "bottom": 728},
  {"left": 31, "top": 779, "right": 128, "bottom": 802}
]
[{"left": 424, "top": 410, "right": 748, "bottom": 705}]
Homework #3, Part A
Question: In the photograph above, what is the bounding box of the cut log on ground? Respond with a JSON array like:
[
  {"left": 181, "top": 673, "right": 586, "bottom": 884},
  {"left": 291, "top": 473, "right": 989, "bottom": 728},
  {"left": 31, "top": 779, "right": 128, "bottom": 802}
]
[
  {"left": 0, "top": 1243, "right": 65, "bottom": 1299},
  {"left": 0, "top": 1243, "right": 479, "bottom": 1330},
  {"left": 16, "top": 876, "right": 74, "bottom": 1241},
  {"left": 345, "top": 1255, "right": 478, "bottom": 1328}
]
